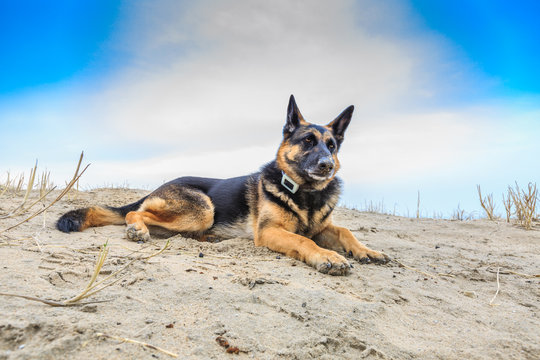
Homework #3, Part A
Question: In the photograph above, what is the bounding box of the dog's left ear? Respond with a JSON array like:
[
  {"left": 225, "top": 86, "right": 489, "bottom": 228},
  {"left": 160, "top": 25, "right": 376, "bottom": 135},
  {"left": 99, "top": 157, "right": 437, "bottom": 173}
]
[{"left": 327, "top": 105, "right": 354, "bottom": 145}]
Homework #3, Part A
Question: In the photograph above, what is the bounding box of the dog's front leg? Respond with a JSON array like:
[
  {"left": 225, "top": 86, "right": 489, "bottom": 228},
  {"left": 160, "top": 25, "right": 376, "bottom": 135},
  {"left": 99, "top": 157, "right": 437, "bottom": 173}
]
[
  {"left": 256, "top": 226, "right": 350, "bottom": 275},
  {"left": 315, "top": 224, "right": 389, "bottom": 264}
]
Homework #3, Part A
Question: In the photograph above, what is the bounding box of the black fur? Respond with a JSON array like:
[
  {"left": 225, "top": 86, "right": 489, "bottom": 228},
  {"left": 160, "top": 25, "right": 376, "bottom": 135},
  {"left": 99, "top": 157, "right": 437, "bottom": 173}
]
[
  {"left": 163, "top": 175, "right": 252, "bottom": 226},
  {"left": 56, "top": 208, "right": 89, "bottom": 232}
]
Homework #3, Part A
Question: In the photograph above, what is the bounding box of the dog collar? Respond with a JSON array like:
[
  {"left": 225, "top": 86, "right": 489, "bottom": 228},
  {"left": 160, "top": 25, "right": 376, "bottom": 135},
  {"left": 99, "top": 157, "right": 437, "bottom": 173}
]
[{"left": 281, "top": 172, "right": 299, "bottom": 194}]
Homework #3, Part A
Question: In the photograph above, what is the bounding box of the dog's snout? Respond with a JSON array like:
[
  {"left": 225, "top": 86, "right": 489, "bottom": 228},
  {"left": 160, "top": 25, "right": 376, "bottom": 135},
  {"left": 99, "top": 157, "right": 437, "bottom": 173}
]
[{"left": 318, "top": 159, "right": 334, "bottom": 173}]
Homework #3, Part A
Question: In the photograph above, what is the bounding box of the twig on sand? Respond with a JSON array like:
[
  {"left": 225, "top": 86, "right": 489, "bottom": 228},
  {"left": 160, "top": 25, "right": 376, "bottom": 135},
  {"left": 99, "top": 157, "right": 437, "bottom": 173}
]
[
  {"left": 486, "top": 267, "right": 540, "bottom": 278},
  {"left": 96, "top": 333, "right": 178, "bottom": 358},
  {"left": 489, "top": 267, "right": 501, "bottom": 306},
  {"left": 0, "top": 293, "right": 111, "bottom": 307}
]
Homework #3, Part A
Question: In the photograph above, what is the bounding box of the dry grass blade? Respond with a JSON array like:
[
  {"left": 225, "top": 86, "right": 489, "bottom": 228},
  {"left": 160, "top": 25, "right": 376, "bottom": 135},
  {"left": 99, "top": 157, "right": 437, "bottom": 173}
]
[
  {"left": 508, "top": 184, "right": 523, "bottom": 221},
  {"left": 15, "top": 173, "right": 25, "bottom": 193},
  {"left": 0, "top": 293, "right": 111, "bottom": 307},
  {"left": 0, "top": 172, "right": 13, "bottom": 197},
  {"left": 0, "top": 239, "right": 171, "bottom": 307},
  {"left": 0, "top": 152, "right": 89, "bottom": 234},
  {"left": 520, "top": 182, "right": 537, "bottom": 230},
  {"left": 96, "top": 333, "right": 178, "bottom": 358},
  {"left": 65, "top": 240, "right": 170, "bottom": 304},
  {"left": 0, "top": 162, "right": 38, "bottom": 219},
  {"left": 39, "top": 170, "right": 53, "bottom": 197},
  {"left": 0, "top": 293, "right": 67, "bottom": 307},
  {"left": 477, "top": 185, "right": 496, "bottom": 221},
  {"left": 502, "top": 192, "right": 512, "bottom": 223},
  {"left": 64, "top": 242, "right": 110, "bottom": 304},
  {"left": 507, "top": 182, "right": 538, "bottom": 230},
  {"left": 0, "top": 186, "right": 58, "bottom": 220},
  {"left": 452, "top": 204, "right": 467, "bottom": 221}
]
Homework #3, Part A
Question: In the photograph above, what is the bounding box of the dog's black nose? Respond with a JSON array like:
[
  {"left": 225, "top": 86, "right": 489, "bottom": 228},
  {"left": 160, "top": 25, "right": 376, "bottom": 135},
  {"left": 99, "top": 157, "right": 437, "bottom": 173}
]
[{"left": 318, "top": 159, "right": 334, "bottom": 173}]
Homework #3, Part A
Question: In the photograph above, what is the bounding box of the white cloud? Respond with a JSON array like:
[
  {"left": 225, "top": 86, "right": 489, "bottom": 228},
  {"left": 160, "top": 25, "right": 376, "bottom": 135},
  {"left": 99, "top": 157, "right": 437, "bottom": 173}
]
[{"left": 89, "top": 0, "right": 452, "bottom": 154}]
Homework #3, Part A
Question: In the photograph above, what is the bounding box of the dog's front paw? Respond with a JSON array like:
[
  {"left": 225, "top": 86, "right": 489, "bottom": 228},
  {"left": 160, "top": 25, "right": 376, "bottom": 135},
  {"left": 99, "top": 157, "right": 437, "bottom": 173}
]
[
  {"left": 312, "top": 250, "right": 351, "bottom": 276},
  {"left": 349, "top": 248, "right": 390, "bottom": 264},
  {"left": 126, "top": 224, "right": 150, "bottom": 242}
]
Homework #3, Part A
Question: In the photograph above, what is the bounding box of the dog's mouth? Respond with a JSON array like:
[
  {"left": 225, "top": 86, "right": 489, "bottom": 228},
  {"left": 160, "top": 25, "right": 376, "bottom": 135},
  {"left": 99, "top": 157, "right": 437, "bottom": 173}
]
[{"left": 306, "top": 169, "right": 334, "bottom": 182}]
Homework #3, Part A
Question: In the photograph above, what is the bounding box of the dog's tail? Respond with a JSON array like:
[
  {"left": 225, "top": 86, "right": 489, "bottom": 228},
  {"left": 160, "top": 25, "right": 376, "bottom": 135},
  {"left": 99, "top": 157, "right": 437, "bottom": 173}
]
[{"left": 56, "top": 197, "right": 147, "bottom": 233}]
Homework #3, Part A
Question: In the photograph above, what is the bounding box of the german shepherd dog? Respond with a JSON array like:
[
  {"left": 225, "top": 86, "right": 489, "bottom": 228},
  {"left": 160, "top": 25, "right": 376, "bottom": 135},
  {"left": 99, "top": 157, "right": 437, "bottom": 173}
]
[{"left": 57, "top": 95, "right": 388, "bottom": 275}]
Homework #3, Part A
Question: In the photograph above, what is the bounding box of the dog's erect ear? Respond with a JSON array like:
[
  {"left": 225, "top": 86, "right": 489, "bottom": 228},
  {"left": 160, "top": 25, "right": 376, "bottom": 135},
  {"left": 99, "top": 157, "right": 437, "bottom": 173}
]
[
  {"left": 327, "top": 105, "right": 354, "bottom": 145},
  {"left": 284, "top": 94, "right": 305, "bottom": 136}
]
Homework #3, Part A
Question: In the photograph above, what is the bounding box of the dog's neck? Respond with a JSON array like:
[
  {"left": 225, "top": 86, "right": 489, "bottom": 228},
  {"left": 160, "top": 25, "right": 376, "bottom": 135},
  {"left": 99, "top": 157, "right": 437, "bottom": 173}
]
[{"left": 281, "top": 172, "right": 300, "bottom": 194}]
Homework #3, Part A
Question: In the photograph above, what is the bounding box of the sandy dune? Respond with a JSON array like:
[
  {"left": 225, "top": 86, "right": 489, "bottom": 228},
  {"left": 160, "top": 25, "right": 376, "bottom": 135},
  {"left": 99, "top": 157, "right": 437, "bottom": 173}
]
[{"left": 1, "top": 188, "right": 539, "bottom": 359}]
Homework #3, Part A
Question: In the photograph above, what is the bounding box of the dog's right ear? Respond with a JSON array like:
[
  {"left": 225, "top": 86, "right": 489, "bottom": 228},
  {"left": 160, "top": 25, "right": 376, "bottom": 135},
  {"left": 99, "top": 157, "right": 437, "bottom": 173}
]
[{"left": 284, "top": 94, "right": 304, "bottom": 136}]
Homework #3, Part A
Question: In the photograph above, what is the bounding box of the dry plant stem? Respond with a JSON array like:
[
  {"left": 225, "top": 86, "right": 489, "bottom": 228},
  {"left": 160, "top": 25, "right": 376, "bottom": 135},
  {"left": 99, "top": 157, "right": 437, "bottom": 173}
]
[
  {"left": 0, "top": 173, "right": 13, "bottom": 197},
  {"left": 0, "top": 152, "right": 89, "bottom": 234},
  {"left": 0, "top": 186, "right": 57, "bottom": 219},
  {"left": 477, "top": 185, "right": 496, "bottom": 220},
  {"left": 39, "top": 171, "right": 52, "bottom": 197},
  {"left": 0, "top": 162, "right": 38, "bottom": 219},
  {"left": 508, "top": 182, "right": 538, "bottom": 229},
  {"left": 489, "top": 267, "right": 501, "bottom": 306},
  {"left": 0, "top": 239, "right": 171, "bottom": 307},
  {"left": 0, "top": 293, "right": 111, "bottom": 307},
  {"left": 502, "top": 192, "right": 512, "bottom": 223},
  {"left": 509, "top": 184, "right": 523, "bottom": 221},
  {"left": 96, "top": 333, "right": 178, "bottom": 358},
  {"left": 15, "top": 174, "right": 24, "bottom": 193},
  {"left": 521, "top": 183, "right": 537, "bottom": 229},
  {"left": 486, "top": 267, "right": 540, "bottom": 278},
  {"left": 65, "top": 240, "right": 170, "bottom": 304},
  {"left": 64, "top": 242, "right": 109, "bottom": 304}
]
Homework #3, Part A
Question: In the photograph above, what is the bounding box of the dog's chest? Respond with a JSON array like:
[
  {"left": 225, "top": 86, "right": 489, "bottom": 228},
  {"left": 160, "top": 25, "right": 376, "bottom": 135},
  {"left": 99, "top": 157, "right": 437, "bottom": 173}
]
[{"left": 293, "top": 193, "right": 337, "bottom": 236}]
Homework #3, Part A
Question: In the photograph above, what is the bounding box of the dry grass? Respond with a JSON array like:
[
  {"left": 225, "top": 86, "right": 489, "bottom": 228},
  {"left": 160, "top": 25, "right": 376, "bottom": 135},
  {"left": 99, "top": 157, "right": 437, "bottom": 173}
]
[
  {"left": 0, "top": 152, "right": 88, "bottom": 234},
  {"left": 479, "top": 182, "right": 538, "bottom": 230},
  {"left": 477, "top": 185, "right": 496, "bottom": 221},
  {"left": 451, "top": 204, "right": 468, "bottom": 221},
  {"left": 0, "top": 162, "right": 58, "bottom": 219},
  {"left": 507, "top": 182, "right": 538, "bottom": 230},
  {"left": 502, "top": 191, "right": 513, "bottom": 223}
]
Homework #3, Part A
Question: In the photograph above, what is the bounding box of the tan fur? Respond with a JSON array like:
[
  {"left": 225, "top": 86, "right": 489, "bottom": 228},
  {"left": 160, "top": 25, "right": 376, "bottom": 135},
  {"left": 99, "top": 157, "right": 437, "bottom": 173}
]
[
  {"left": 125, "top": 191, "right": 214, "bottom": 242},
  {"left": 254, "top": 202, "right": 350, "bottom": 275},
  {"left": 81, "top": 207, "right": 124, "bottom": 231}
]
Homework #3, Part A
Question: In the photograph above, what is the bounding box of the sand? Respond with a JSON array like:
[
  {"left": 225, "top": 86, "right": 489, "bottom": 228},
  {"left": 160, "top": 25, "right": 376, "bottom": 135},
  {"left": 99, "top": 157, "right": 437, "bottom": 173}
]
[{"left": 0, "top": 188, "right": 538, "bottom": 359}]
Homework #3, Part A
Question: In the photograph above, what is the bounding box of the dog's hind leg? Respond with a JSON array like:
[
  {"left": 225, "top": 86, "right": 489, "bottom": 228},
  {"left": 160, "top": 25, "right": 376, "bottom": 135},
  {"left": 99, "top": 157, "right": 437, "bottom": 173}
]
[{"left": 124, "top": 187, "right": 214, "bottom": 242}]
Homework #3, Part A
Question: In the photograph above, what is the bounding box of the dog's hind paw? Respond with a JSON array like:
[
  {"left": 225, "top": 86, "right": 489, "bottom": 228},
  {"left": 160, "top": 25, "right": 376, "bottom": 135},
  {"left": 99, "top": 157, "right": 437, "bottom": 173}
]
[{"left": 126, "top": 224, "right": 150, "bottom": 242}]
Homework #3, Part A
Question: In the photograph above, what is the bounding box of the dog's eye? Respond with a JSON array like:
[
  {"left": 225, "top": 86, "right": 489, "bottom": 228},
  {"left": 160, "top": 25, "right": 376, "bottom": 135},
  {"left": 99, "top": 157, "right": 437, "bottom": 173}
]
[
  {"left": 304, "top": 136, "right": 315, "bottom": 145},
  {"left": 327, "top": 141, "right": 336, "bottom": 151}
]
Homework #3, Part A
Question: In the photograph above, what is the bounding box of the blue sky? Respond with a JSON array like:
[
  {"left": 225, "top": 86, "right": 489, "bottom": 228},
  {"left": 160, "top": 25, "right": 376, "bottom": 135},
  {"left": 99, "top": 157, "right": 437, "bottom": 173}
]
[{"left": 1, "top": 0, "right": 539, "bottom": 218}]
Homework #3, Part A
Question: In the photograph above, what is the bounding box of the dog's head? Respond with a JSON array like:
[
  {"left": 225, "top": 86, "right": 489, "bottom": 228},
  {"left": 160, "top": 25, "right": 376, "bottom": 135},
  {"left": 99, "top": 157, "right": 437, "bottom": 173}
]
[{"left": 277, "top": 95, "right": 353, "bottom": 191}]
